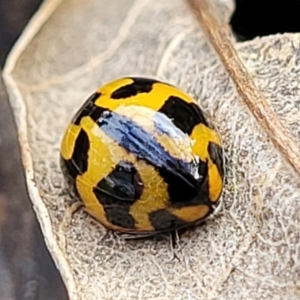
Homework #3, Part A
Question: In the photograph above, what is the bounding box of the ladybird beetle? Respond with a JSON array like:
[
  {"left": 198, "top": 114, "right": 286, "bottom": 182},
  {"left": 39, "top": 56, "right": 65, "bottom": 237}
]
[{"left": 60, "top": 77, "right": 224, "bottom": 235}]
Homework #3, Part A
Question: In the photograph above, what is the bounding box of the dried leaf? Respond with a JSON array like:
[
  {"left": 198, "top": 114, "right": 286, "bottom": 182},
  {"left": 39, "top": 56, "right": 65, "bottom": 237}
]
[{"left": 3, "top": 0, "right": 300, "bottom": 299}]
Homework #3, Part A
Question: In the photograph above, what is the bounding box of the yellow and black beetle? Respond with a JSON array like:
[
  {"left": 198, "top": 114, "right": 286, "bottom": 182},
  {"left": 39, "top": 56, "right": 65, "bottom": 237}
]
[{"left": 60, "top": 77, "right": 224, "bottom": 235}]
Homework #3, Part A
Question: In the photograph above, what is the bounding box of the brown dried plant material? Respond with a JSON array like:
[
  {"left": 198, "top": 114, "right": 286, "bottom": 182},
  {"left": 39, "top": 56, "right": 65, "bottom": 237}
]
[
  {"left": 188, "top": 0, "right": 300, "bottom": 176},
  {"left": 3, "top": 0, "right": 300, "bottom": 299}
]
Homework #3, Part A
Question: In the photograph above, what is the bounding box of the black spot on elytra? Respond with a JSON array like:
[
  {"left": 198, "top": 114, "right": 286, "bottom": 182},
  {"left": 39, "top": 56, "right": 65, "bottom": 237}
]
[
  {"left": 105, "top": 204, "right": 136, "bottom": 229},
  {"left": 148, "top": 209, "right": 188, "bottom": 232},
  {"left": 71, "top": 129, "right": 90, "bottom": 174},
  {"left": 198, "top": 158, "right": 208, "bottom": 180},
  {"left": 95, "top": 161, "right": 144, "bottom": 202},
  {"left": 158, "top": 159, "right": 212, "bottom": 208},
  {"left": 60, "top": 155, "right": 80, "bottom": 200},
  {"left": 60, "top": 155, "right": 79, "bottom": 180},
  {"left": 72, "top": 92, "right": 102, "bottom": 125},
  {"left": 60, "top": 129, "right": 90, "bottom": 199},
  {"left": 93, "top": 161, "right": 144, "bottom": 229},
  {"left": 110, "top": 77, "right": 159, "bottom": 99},
  {"left": 89, "top": 106, "right": 108, "bottom": 123},
  {"left": 158, "top": 96, "right": 208, "bottom": 135},
  {"left": 158, "top": 168, "right": 198, "bottom": 205},
  {"left": 208, "top": 142, "right": 224, "bottom": 178}
]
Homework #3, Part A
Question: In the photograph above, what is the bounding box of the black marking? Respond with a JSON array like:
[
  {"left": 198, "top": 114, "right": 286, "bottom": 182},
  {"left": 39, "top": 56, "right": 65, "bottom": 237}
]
[
  {"left": 93, "top": 191, "right": 136, "bottom": 229},
  {"left": 149, "top": 209, "right": 188, "bottom": 232},
  {"left": 93, "top": 162, "right": 142, "bottom": 229},
  {"left": 110, "top": 77, "right": 159, "bottom": 99},
  {"left": 71, "top": 129, "right": 90, "bottom": 174},
  {"left": 60, "top": 129, "right": 90, "bottom": 182},
  {"left": 60, "top": 156, "right": 81, "bottom": 200},
  {"left": 158, "top": 158, "right": 210, "bottom": 207},
  {"left": 95, "top": 161, "right": 144, "bottom": 202},
  {"left": 89, "top": 106, "right": 107, "bottom": 123},
  {"left": 160, "top": 166, "right": 213, "bottom": 208},
  {"left": 72, "top": 92, "right": 102, "bottom": 125},
  {"left": 158, "top": 168, "right": 198, "bottom": 203},
  {"left": 208, "top": 142, "right": 224, "bottom": 178},
  {"left": 158, "top": 96, "right": 208, "bottom": 135},
  {"left": 198, "top": 158, "right": 208, "bottom": 179},
  {"left": 60, "top": 155, "right": 79, "bottom": 180}
]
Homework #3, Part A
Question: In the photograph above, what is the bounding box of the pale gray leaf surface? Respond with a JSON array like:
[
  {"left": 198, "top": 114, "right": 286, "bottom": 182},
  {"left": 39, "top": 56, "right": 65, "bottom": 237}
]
[{"left": 3, "top": 0, "right": 300, "bottom": 299}]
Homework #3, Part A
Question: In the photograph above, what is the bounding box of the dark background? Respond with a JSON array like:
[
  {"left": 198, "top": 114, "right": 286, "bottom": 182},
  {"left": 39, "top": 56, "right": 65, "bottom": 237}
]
[{"left": 0, "top": 0, "right": 299, "bottom": 299}]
